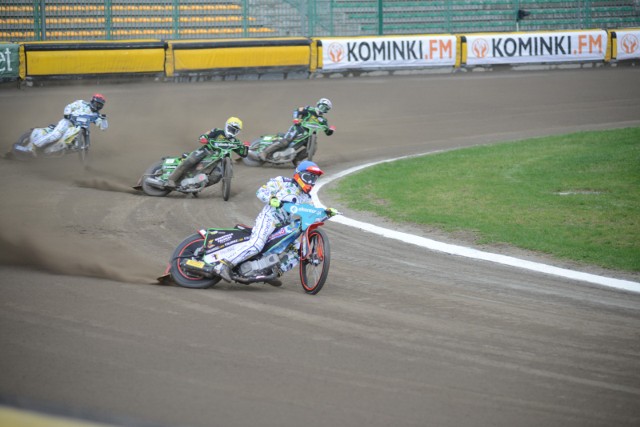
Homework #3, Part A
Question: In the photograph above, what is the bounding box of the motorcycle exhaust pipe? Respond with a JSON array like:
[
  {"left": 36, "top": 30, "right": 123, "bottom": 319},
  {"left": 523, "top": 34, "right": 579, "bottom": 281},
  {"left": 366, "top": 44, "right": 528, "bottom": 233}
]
[
  {"left": 181, "top": 260, "right": 216, "bottom": 278},
  {"left": 233, "top": 272, "right": 279, "bottom": 284},
  {"left": 145, "top": 177, "right": 169, "bottom": 189}
]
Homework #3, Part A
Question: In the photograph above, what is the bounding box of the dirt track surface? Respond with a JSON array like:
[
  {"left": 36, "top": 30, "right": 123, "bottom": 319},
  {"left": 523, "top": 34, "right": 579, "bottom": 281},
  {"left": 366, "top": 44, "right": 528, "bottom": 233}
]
[{"left": 1, "top": 68, "right": 640, "bottom": 427}]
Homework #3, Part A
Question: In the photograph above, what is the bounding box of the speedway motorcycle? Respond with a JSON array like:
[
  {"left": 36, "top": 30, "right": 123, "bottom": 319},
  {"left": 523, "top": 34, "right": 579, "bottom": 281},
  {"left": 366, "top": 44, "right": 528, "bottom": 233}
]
[
  {"left": 134, "top": 141, "right": 238, "bottom": 200},
  {"left": 243, "top": 115, "right": 334, "bottom": 167},
  {"left": 162, "top": 202, "right": 339, "bottom": 295},
  {"left": 8, "top": 113, "right": 108, "bottom": 165}
]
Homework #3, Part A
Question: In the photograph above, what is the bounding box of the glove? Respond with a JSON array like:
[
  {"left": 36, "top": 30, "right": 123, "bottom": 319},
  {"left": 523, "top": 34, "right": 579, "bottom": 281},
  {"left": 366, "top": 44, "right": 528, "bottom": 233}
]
[
  {"left": 326, "top": 125, "right": 335, "bottom": 136},
  {"left": 269, "top": 197, "right": 282, "bottom": 208},
  {"left": 199, "top": 135, "right": 208, "bottom": 145},
  {"left": 325, "top": 208, "right": 338, "bottom": 217},
  {"left": 237, "top": 144, "right": 248, "bottom": 158}
]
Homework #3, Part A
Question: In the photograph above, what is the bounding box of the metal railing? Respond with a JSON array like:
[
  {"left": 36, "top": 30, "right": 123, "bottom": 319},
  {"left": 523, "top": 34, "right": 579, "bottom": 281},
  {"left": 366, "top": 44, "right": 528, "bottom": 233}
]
[{"left": 1, "top": 0, "right": 638, "bottom": 42}]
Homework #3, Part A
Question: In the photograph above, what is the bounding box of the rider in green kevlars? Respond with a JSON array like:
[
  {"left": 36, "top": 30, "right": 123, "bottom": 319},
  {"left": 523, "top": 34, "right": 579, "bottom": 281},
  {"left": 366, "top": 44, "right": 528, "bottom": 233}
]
[
  {"left": 258, "top": 98, "right": 334, "bottom": 161},
  {"left": 166, "top": 117, "right": 247, "bottom": 189}
]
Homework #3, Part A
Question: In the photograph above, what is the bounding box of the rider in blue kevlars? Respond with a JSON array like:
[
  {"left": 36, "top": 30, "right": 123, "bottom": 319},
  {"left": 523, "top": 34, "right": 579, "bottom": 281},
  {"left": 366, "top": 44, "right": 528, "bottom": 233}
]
[
  {"left": 213, "top": 160, "right": 338, "bottom": 284},
  {"left": 258, "top": 98, "right": 334, "bottom": 161}
]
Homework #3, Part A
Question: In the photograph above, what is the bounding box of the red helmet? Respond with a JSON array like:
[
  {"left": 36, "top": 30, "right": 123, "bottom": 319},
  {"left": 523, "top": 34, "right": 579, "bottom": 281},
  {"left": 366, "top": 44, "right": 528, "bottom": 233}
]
[
  {"left": 90, "top": 93, "right": 106, "bottom": 112},
  {"left": 293, "top": 160, "right": 324, "bottom": 193}
]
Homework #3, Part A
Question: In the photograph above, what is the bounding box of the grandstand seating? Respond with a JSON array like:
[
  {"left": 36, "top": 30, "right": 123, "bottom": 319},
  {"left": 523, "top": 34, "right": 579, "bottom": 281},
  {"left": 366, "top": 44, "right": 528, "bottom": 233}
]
[
  {"left": 0, "top": 0, "right": 275, "bottom": 41},
  {"left": 0, "top": 0, "right": 638, "bottom": 42}
]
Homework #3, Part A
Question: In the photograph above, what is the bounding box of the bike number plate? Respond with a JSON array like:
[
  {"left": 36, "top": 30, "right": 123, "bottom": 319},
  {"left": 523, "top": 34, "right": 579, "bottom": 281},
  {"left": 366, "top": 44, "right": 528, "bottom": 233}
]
[{"left": 185, "top": 259, "right": 205, "bottom": 269}]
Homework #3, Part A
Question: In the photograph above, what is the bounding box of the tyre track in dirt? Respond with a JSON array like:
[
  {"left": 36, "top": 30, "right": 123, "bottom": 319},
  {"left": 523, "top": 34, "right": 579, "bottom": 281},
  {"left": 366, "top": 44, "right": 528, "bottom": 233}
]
[{"left": 1, "top": 69, "right": 640, "bottom": 427}]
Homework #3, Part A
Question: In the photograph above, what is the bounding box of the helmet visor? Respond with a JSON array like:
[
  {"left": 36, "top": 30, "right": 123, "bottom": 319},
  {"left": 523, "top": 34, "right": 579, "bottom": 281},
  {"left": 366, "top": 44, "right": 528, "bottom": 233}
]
[
  {"left": 91, "top": 100, "right": 104, "bottom": 111},
  {"left": 299, "top": 171, "right": 319, "bottom": 186},
  {"left": 227, "top": 124, "right": 240, "bottom": 137},
  {"left": 317, "top": 103, "right": 329, "bottom": 113}
]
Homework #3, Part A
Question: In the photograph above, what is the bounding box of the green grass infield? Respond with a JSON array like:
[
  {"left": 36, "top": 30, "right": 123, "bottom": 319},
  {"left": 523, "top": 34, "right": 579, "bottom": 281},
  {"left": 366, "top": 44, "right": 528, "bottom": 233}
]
[{"left": 329, "top": 127, "right": 640, "bottom": 273}]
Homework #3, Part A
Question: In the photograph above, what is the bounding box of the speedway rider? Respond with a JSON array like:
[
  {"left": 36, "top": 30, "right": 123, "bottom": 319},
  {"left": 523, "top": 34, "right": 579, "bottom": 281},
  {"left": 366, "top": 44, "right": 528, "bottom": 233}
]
[
  {"left": 213, "top": 160, "right": 338, "bottom": 284},
  {"left": 258, "top": 98, "right": 335, "bottom": 161},
  {"left": 31, "top": 93, "right": 107, "bottom": 153},
  {"left": 166, "top": 117, "right": 248, "bottom": 189}
]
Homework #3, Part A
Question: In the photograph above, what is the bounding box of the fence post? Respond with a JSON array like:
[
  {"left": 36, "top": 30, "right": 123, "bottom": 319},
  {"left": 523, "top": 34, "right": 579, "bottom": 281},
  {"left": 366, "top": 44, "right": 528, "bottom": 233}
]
[
  {"left": 330, "top": 0, "right": 334, "bottom": 36},
  {"left": 377, "top": 0, "right": 383, "bottom": 35},
  {"left": 33, "top": 0, "right": 45, "bottom": 41},
  {"left": 243, "top": 0, "right": 248, "bottom": 37},
  {"left": 173, "top": 0, "right": 180, "bottom": 39},
  {"left": 584, "top": 0, "right": 592, "bottom": 29},
  {"left": 105, "top": 0, "right": 112, "bottom": 40}
]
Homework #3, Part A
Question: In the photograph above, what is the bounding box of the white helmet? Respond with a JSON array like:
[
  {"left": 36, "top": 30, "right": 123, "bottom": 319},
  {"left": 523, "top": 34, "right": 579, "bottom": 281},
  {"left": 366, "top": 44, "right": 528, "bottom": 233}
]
[
  {"left": 317, "top": 98, "right": 332, "bottom": 114},
  {"left": 225, "top": 116, "right": 243, "bottom": 138}
]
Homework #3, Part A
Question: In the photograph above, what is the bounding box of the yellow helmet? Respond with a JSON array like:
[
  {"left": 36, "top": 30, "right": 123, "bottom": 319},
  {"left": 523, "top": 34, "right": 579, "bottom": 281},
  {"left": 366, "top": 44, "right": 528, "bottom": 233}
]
[{"left": 225, "top": 117, "right": 243, "bottom": 138}]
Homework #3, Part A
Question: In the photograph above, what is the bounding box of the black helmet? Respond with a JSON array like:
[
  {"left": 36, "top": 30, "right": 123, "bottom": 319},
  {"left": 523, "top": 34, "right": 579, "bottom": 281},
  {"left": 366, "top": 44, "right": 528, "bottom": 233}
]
[{"left": 90, "top": 93, "right": 106, "bottom": 112}]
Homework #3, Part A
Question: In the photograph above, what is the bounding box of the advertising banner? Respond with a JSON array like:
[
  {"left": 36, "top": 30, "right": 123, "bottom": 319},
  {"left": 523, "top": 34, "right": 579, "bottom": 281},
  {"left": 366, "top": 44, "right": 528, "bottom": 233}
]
[
  {"left": 0, "top": 43, "right": 19, "bottom": 79},
  {"left": 465, "top": 30, "right": 607, "bottom": 66},
  {"left": 614, "top": 29, "right": 640, "bottom": 60},
  {"left": 320, "top": 36, "right": 457, "bottom": 71}
]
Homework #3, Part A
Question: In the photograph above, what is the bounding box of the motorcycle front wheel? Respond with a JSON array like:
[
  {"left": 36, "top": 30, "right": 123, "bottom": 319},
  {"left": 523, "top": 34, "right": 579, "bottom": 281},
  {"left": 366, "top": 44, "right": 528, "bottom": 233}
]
[
  {"left": 141, "top": 160, "right": 171, "bottom": 197},
  {"left": 306, "top": 135, "right": 317, "bottom": 161},
  {"left": 77, "top": 131, "right": 90, "bottom": 166},
  {"left": 170, "top": 233, "right": 221, "bottom": 289},
  {"left": 221, "top": 156, "right": 232, "bottom": 201},
  {"left": 299, "top": 228, "right": 331, "bottom": 295}
]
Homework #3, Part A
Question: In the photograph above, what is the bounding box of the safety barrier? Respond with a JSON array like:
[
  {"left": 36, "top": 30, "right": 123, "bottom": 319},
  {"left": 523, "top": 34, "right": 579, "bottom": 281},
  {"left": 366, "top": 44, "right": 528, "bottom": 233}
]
[{"left": 1, "top": 28, "right": 638, "bottom": 83}]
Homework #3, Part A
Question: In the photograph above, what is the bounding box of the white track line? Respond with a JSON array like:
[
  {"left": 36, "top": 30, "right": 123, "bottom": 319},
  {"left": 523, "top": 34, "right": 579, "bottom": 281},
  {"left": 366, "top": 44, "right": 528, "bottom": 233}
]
[{"left": 312, "top": 155, "right": 640, "bottom": 294}]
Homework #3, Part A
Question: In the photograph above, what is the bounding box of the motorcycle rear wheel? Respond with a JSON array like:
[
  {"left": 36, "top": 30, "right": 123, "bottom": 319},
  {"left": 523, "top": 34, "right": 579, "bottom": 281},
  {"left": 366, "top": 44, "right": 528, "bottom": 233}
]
[
  {"left": 299, "top": 228, "right": 330, "bottom": 295},
  {"left": 170, "top": 233, "right": 221, "bottom": 289},
  {"left": 8, "top": 131, "right": 34, "bottom": 161},
  {"left": 141, "top": 160, "right": 171, "bottom": 197},
  {"left": 221, "top": 156, "right": 232, "bottom": 201}
]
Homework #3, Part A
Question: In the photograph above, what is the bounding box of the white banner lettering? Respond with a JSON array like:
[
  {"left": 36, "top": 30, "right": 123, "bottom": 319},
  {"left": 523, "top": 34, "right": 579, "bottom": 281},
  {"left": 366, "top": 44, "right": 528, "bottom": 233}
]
[
  {"left": 465, "top": 30, "right": 607, "bottom": 65},
  {"left": 320, "top": 36, "right": 457, "bottom": 71}
]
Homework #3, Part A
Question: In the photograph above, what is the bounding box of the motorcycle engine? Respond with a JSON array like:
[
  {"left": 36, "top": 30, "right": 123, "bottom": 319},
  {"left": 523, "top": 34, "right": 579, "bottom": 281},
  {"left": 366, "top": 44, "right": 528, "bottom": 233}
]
[
  {"left": 238, "top": 253, "right": 280, "bottom": 276},
  {"left": 272, "top": 147, "right": 295, "bottom": 161}
]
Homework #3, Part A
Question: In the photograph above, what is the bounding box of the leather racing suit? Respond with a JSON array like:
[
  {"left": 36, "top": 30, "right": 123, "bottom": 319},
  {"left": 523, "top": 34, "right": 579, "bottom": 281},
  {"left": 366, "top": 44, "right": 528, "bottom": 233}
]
[
  {"left": 216, "top": 176, "right": 312, "bottom": 269},
  {"left": 32, "top": 100, "right": 104, "bottom": 150}
]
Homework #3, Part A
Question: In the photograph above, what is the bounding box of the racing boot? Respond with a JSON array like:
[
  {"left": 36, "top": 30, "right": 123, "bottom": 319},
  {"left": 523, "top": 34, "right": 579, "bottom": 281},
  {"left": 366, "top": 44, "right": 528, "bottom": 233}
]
[{"left": 214, "top": 260, "right": 234, "bottom": 282}]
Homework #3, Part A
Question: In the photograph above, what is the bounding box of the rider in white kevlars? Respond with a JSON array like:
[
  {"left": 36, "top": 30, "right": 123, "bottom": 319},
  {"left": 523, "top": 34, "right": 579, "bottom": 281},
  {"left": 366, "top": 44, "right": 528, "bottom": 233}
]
[
  {"left": 213, "top": 160, "right": 337, "bottom": 284},
  {"left": 31, "top": 93, "right": 107, "bottom": 152}
]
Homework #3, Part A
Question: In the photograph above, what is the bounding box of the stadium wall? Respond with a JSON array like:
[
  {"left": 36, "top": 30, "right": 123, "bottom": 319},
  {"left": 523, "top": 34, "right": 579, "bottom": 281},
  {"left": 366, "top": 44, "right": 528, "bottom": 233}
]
[{"left": 1, "top": 28, "right": 638, "bottom": 84}]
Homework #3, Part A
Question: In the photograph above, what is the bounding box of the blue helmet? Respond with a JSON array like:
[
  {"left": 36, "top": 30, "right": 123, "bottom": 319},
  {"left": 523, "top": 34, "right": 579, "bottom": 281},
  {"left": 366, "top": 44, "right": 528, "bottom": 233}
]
[{"left": 294, "top": 161, "right": 324, "bottom": 193}]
